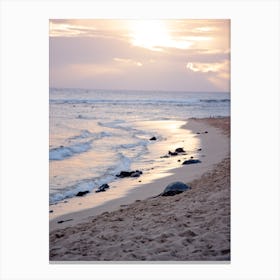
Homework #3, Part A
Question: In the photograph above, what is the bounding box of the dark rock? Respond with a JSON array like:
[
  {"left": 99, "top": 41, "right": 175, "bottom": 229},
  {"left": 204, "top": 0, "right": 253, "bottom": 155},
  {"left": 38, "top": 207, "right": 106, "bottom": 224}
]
[
  {"left": 175, "top": 147, "right": 185, "bottom": 153},
  {"left": 116, "top": 171, "right": 132, "bottom": 178},
  {"left": 102, "top": 183, "right": 110, "bottom": 189},
  {"left": 76, "top": 190, "right": 89, "bottom": 197},
  {"left": 98, "top": 184, "right": 109, "bottom": 192},
  {"left": 149, "top": 136, "right": 157, "bottom": 141},
  {"left": 95, "top": 189, "right": 106, "bottom": 194},
  {"left": 130, "top": 170, "right": 142, "bottom": 177},
  {"left": 204, "top": 131, "right": 208, "bottom": 134},
  {"left": 182, "top": 159, "right": 201, "bottom": 165},
  {"left": 95, "top": 184, "right": 110, "bottom": 193},
  {"left": 168, "top": 151, "right": 178, "bottom": 156},
  {"left": 160, "top": 155, "right": 170, "bottom": 158},
  {"left": 55, "top": 233, "right": 64, "bottom": 238},
  {"left": 190, "top": 156, "right": 194, "bottom": 159},
  {"left": 57, "top": 218, "right": 73, "bottom": 224},
  {"left": 196, "top": 132, "right": 200, "bottom": 134},
  {"left": 177, "top": 159, "right": 181, "bottom": 162},
  {"left": 116, "top": 170, "right": 143, "bottom": 178},
  {"left": 161, "top": 181, "right": 191, "bottom": 196},
  {"left": 49, "top": 210, "right": 53, "bottom": 213},
  {"left": 197, "top": 148, "right": 202, "bottom": 151}
]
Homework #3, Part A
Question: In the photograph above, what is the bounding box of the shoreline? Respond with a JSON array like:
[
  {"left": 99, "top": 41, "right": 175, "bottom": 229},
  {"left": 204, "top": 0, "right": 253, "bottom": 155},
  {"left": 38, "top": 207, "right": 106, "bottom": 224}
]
[
  {"left": 49, "top": 119, "right": 194, "bottom": 221},
  {"left": 50, "top": 117, "right": 230, "bottom": 232},
  {"left": 50, "top": 117, "right": 230, "bottom": 261}
]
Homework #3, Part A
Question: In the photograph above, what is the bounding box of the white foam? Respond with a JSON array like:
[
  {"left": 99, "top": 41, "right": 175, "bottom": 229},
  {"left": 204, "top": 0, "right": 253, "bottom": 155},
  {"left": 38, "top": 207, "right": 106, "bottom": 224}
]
[
  {"left": 69, "top": 130, "right": 113, "bottom": 141},
  {"left": 49, "top": 141, "right": 92, "bottom": 161},
  {"left": 49, "top": 152, "right": 132, "bottom": 204}
]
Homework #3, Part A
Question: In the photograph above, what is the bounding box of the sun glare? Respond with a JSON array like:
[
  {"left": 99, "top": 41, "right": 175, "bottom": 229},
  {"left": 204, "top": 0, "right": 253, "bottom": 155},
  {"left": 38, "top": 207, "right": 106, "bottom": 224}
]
[
  {"left": 128, "top": 20, "right": 192, "bottom": 51},
  {"left": 129, "top": 20, "right": 169, "bottom": 51}
]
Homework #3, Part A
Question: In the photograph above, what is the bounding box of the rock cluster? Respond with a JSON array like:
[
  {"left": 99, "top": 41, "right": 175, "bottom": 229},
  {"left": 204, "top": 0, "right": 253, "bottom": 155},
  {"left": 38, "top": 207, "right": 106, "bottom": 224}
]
[
  {"left": 165, "top": 147, "right": 187, "bottom": 157},
  {"left": 116, "top": 170, "right": 143, "bottom": 178}
]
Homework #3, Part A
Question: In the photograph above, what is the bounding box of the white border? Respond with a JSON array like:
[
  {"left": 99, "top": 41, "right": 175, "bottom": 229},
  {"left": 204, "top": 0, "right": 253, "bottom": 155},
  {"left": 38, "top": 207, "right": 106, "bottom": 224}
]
[{"left": 1, "top": 1, "right": 279, "bottom": 279}]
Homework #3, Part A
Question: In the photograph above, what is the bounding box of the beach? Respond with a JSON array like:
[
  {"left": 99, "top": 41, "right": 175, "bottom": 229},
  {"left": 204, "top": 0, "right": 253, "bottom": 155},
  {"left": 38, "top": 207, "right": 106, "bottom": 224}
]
[{"left": 49, "top": 117, "right": 230, "bottom": 261}]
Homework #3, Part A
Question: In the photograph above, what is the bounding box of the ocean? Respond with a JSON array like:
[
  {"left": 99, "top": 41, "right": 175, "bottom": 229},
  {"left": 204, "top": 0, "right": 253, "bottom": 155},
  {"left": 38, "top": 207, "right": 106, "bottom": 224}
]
[{"left": 49, "top": 88, "right": 230, "bottom": 204}]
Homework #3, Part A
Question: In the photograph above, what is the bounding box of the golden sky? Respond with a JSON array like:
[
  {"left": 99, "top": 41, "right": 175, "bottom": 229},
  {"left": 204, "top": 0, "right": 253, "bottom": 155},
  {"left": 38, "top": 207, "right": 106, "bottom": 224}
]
[{"left": 49, "top": 19, "right": 230, "bottom": 91}]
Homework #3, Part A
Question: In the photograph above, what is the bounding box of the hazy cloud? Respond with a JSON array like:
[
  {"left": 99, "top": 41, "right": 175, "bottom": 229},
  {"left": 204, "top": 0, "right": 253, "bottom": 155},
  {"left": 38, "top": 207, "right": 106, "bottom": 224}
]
[{"left": 49, "top": 19, "right": 230, "bottom": 91}]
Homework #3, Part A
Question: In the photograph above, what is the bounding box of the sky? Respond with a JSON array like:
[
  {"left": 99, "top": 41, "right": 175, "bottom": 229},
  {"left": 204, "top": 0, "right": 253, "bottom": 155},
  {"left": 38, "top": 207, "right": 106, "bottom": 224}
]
[{"left": 49, "top": 19, "right": 230, "bottom": 92}]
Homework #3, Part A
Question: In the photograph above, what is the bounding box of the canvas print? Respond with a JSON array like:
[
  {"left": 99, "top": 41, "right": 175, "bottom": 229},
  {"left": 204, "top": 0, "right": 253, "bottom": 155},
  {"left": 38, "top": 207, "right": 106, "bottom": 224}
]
[{"left": 49, "top": 19, "right": 230, "bottom": 261}]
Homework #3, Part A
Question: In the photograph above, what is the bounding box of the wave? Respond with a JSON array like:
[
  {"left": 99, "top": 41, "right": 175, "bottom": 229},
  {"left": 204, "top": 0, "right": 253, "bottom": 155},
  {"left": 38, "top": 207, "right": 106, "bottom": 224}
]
[
  {"left": 98, "top": 120, "right": 142, "bottom": 134},
  {"left": 98, "top": 122, "right": 161, "bottom": 160},
  {"left": 50, "top": 179, "right": 98, "bottom": 204},
  {"left": 50, "top": 98, "right": 198, "bottom": 106},
  {"left": 49, "top": 141, "right": 92, "bottom": 161},
  {"left": 69, "top": 130, "right": 113, "bottom": 141},
  {"left": 114, "top": 153, "right": 131, "bottom": 172},
  {"left": 117, "top": 140, "right": 148, "bottom": 149},
  {"left": 69, "top": 129, "right": 93, "bottom": 139},
  {"left": 97, "top": 121, "right": 158, "bottom": 141},
  {"left": 49, "top": 153, "right": 132, "bottom": 203},
  {"left": 50, "top": 98, "right": 230, "bottom": 107},
  {"left": 200, "top": 99, "right": 230, "bottom": 103},
  {"left": 49, "top": 130, "right": 113, "bottom": 161}
]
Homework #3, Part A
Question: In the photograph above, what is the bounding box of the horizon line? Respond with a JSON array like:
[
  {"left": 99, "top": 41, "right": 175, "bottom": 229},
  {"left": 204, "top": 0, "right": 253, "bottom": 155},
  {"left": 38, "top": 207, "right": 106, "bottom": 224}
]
[{"left": 49, "top": 87, "right": 230, "bottom": 94}]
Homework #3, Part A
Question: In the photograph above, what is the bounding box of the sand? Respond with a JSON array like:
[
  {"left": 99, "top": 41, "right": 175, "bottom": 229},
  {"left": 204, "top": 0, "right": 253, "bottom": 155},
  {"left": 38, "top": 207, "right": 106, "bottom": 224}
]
[{"left": 49, "top": 117, "right": 230, "bottom": 261}]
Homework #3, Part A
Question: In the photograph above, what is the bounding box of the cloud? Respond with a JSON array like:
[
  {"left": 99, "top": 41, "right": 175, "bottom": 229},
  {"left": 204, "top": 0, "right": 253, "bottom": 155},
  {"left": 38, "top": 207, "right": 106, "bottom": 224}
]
[
  {"left": 186, "top": 60, "right": 230, "bottom": 90},
  {"left": 49, "top": 19, "right": 130, "bottom": 41},
  {"left": 186, "top": 61, "right": 224, "bottom": 73},
  {"left": 50, "top": 19, "right": 229, "bottom": 52},
  {"left": 49, "top": 19, "right": 230, "bottom": 91}
]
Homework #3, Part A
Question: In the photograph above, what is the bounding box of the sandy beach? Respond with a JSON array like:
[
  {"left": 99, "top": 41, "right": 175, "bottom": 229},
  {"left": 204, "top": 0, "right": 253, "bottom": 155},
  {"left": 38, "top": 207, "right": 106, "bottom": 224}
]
[{"left": 49, "top": 117, "right": 230, "bottom": 261}]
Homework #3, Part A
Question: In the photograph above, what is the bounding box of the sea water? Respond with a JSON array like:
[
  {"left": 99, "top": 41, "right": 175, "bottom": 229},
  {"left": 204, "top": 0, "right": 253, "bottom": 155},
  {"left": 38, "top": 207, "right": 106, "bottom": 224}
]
[{"left": 49, "top": 88, "right": 230, "bottom": 204}]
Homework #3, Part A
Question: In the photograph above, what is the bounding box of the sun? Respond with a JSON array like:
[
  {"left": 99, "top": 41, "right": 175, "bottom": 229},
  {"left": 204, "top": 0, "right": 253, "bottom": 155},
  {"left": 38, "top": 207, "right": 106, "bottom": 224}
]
[
  {"left": 128, "top": 20, "right": 192, "bottom": 51},
  {"left": 128, "top": 20, "right": 169, "bottom": 51}
]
